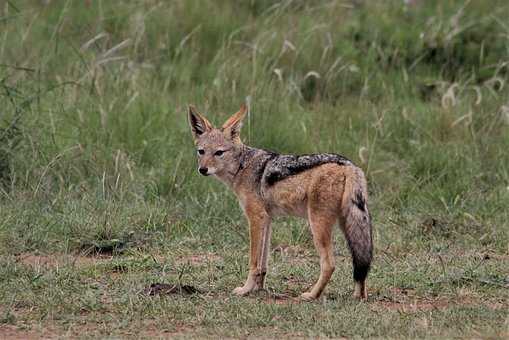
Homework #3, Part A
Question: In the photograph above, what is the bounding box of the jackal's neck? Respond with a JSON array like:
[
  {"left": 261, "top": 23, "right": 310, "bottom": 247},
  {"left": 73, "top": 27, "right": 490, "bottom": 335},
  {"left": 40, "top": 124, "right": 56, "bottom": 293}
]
[
  {"left": 217, "top": 144, "right": 274, "bottom": 188},
  {"left": 236, "top": 145, "right": 259, "bottom": 172},
  {"left": 229, "top": 145, "right": 258, "bottom": 182},
  {"left": 233, "top": 145, "right": 277, "bottom": 187}
]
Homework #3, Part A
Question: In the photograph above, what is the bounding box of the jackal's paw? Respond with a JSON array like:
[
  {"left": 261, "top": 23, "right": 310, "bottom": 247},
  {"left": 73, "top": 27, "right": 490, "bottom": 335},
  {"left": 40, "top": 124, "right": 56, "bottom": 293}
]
[
  {"left": 299, "top": 292, "right": 318, "bottom": 301},
  {"left": 353, "top": 292, "right": 368, "bottom": 300},
  {"left": 353, "top": 283, "right": 368, "bottom": 300},
  {"left": 232, "top": 285, "right": 254, "bottom": 296}
]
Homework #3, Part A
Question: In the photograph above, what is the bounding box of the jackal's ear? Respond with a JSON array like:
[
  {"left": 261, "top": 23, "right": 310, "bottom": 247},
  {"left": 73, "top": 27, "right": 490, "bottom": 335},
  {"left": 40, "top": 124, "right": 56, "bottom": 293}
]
[
  {"left": 222, "top": 104, "right": 247, "bottom": 143},
  {"left": 188, "top": 105, "right": 213, "bottom": 139}
]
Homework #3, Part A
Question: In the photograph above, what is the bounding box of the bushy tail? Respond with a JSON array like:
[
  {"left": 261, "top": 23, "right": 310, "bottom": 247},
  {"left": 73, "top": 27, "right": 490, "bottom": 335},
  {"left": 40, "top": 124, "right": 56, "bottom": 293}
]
[{"left": 341, "top": 167, "right": 373, "bottom": 283}]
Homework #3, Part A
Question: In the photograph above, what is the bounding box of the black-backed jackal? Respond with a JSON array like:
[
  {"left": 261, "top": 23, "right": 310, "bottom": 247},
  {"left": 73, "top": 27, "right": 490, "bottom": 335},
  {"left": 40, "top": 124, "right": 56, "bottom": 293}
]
[{"left": 188, "top": 104, "right": 373, "bottom": 300}]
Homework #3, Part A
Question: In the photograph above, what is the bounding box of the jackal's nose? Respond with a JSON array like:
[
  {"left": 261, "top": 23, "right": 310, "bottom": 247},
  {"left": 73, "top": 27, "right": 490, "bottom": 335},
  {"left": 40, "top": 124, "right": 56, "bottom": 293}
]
[{"left": 199, "top": 167, "right": 209, "bottom": 176}]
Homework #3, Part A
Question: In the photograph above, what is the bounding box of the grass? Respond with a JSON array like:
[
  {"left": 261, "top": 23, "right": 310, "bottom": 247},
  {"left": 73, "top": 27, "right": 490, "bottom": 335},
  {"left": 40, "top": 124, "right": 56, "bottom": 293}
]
[{"left": 1, "top": 0, "right": 508, "bottom": 338}]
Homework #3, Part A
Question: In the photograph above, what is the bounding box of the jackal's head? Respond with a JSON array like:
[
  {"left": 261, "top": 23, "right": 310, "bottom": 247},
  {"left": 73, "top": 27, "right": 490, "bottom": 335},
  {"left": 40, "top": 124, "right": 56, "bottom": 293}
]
[{"left": 187, "top": 104, "right": 247, "bottom": 179}]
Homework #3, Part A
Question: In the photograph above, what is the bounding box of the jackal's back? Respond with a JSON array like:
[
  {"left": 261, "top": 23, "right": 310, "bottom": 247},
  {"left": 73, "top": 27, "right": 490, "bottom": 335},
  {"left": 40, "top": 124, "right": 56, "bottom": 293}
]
[{"left": 262, "top": 152, "right": 352, "bottom": 186}]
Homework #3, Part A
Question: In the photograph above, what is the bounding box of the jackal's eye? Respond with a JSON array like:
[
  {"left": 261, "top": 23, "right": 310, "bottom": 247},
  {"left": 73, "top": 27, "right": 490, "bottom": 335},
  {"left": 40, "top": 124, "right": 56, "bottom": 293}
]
[
  {"left": 197, "top": 149, "right": 205, "bottom": 155},
  {"left": 214, "top": 150, "right": 224, "bottom": 157}
]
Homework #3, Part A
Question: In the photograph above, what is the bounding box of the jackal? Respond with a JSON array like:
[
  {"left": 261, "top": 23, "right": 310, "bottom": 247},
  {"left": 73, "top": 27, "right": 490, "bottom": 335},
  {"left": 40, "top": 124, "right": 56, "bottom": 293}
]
[{"left": 187, "top": 104, "right": 373, "bottom": 300}]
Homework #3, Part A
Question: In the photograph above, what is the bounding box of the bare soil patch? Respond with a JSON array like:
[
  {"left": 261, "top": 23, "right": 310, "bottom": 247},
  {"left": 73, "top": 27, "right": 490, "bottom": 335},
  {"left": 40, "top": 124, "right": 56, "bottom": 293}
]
[
  {"left": 0, "top": 324, "right": 57, "bottom": 340},
  {"left": 372, "top": 287, "right": 508, "bottom": 313}
]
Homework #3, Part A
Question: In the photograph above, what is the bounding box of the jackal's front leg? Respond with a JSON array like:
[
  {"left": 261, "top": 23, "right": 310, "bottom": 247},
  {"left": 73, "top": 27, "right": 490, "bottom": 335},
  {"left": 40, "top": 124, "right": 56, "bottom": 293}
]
[{"left": 233, "top": 202, "right": 271, "bottom": 296}]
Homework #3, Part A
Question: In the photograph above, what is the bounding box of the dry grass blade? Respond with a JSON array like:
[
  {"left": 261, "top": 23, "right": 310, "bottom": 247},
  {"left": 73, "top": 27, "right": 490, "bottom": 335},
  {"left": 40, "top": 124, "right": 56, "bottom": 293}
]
[
  {"left": 80, "top": 32, "right": 109, "bottom": 52},
  {"left": 100, "top": 39, "right": 131, "bottom": 59}
]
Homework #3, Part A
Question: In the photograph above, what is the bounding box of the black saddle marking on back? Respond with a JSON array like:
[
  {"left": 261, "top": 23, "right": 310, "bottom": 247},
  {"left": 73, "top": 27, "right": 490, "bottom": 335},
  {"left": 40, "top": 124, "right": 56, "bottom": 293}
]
[{"left": 264, "top": 153, "right": 351, "bottom": 186}]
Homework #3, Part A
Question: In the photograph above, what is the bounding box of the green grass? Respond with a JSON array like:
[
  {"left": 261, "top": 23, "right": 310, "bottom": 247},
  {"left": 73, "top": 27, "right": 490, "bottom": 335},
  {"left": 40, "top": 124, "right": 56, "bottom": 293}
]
[{"left": 1, "top": 0, "right": 508, "bottom": 338}]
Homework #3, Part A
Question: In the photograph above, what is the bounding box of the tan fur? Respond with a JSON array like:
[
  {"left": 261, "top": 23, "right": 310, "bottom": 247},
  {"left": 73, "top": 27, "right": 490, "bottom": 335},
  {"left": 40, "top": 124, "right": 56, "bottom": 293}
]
[{"left": 188, "top": 104, "right": 372, "bottom": 301}]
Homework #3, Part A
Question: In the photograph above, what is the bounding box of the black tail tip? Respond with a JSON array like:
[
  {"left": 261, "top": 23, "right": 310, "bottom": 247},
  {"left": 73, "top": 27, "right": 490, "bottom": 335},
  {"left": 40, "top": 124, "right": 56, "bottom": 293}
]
[{"left": 353, "top": 263, "right": 371, "bottom": 282}]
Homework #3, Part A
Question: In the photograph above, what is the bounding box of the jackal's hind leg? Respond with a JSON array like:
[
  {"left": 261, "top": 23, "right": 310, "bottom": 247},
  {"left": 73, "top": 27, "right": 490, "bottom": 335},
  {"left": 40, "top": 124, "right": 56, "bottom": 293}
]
[
  {"left": 300, "top": 213, "right": 336, "bottom": 301},
  {"left": 353, "top": 280, "right": 367, "bottom": 300}
]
